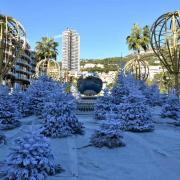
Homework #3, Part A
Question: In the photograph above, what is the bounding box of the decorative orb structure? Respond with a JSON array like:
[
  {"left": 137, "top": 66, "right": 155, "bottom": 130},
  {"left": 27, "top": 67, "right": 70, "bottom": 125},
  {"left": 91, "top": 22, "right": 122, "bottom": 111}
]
[
  {"left": 124, "top": 56, "right": 149, "bottom": 80},
  {"left": 151, "top": 11, "right": 180, "bottom": 95},
  {"left": 77, "top": 73, "right": 103, "bottom": 96},
  {"left": 35, "top": 59, "right": 60, "bottom": 80},
  {"left": 0, "top": 14, "right": 26, "bottom": 81}
]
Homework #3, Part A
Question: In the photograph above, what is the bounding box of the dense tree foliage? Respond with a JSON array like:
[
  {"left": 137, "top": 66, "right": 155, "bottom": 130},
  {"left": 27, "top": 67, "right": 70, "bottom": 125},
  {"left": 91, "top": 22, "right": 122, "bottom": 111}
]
[
  {"left": 90, "top": 118, "right": 125, "bottom": 148},
  {"left": 0, "top": 85, "right": 21, "bottom": 130},
  {"left": 161, "top": 91, "right": 180, "bottom": 120},
  {"left": 3, "top": 130, "right": 62, "bottom": 179},
  {"left": 35, "top": 37, "right": 59, "bottom": 61},
  {"left": 41, "top": 87, "right": 84, "bottom": 137},
  {"left": 126, "top": 24, "right": 150, "bottom": 53}
]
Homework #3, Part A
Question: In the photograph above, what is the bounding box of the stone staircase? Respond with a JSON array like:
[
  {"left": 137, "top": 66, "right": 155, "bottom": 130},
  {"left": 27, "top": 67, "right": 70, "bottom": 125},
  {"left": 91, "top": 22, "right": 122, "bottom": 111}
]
[{"left": 76, "top": 96, "right": 97, "bottom": 115}]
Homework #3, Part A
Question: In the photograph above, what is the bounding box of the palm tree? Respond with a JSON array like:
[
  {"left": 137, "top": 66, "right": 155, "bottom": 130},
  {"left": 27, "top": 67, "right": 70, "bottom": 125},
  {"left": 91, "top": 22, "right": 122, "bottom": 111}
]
[
  {"left": 126, "top": 24, "right": 150, "bottom": 80},
  {"left": 35, "top": 37, "right": 59, "bottom": 61},
  {"left": 126, "top": 24, "right": 150, "bottom": 54},
  {"left": 141, "top": 25, "right": 150, "bottom": 52}
]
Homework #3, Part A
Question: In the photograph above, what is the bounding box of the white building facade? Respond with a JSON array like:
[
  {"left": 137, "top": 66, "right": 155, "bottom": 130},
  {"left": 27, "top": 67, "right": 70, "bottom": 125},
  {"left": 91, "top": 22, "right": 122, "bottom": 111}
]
[{"left": 62, "top": 28, "right": 80, "bottom": 72}]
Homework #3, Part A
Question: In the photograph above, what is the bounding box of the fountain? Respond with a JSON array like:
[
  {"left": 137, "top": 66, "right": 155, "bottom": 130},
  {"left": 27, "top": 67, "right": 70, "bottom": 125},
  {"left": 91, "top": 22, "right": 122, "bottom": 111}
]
[{"left": 76, "top": 73, "right": 103, "bottom": 114}]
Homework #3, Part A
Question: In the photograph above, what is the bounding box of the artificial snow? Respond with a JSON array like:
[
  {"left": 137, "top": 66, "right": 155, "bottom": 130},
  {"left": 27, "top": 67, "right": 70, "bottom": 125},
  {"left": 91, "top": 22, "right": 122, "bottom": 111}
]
[{"left": 0, "top": 109, "right": 180, "bottom": 180}]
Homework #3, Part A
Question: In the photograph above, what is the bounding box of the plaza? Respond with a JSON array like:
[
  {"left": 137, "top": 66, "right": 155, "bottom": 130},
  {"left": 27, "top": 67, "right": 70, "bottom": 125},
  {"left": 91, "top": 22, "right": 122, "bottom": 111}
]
[{"left": 0, "top": 1, "right": 180, "bottom": 180}]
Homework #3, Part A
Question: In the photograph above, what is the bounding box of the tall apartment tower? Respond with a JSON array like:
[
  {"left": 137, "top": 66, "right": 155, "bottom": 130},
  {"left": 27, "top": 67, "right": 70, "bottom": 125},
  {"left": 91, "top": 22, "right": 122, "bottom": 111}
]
[{"left": 62, "top": 28, "right": 80, "bottom": 72}]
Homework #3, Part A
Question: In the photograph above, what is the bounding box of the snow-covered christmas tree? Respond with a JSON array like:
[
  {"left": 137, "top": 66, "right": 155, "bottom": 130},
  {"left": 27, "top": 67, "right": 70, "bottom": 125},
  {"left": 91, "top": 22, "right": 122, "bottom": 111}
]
[
  {"left": 143, "top": 83, "right": 163, "bottom": 106},
  {"left": 11, "top": 87, "right": 27, "bottom": 117},
  {"left": 137, "top": 80, "right": 148, "bottom": 92},
  {"left": 25, "top": 76, "right": 58, "bottom": 116},
  {"left": 3, "top": 129, "right": 63, "bottom": 179},
  {"left": 41, "top": 116, "right": 72, "bottom": 138},
  {"left": 41, "top": 83, "right": 70, "bottom": 121},
  {"left": 90, "top": 112, "right": 125, "bottom": 148},
  {"left": 111, "top": 84, "right": 128, "bottom": 104},
  {"left": 41, "top": 88, "right": 84, "bottom": 138},
  {"left": 161, "top": 91, "right": 180, "bottom": 120},
  {"left": 111, "top": 74, "right": 129, "bottom": 105},
  {"left": 0, "top": 85, "right": 21, "bottom": 130},
  {"left": 94, "top": 89, "right": 112, "bottom": 120},
  {"left": 118, "top": 88, "right": 154, "bottom": 132}
]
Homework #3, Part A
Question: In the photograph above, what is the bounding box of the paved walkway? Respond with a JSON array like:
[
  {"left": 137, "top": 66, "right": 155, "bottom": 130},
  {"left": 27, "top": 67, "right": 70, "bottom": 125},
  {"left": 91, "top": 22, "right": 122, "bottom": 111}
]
[{"left": 1, "top": 111, "right": 180, "bottom": 180}]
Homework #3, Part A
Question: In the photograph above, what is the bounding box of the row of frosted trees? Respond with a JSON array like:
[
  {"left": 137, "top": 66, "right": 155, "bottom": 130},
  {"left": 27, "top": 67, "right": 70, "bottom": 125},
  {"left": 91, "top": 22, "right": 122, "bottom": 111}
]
[
  {"left": 0, "top": 76, "right": 84, "bottom": 179},
  {"left": 0, "top": 73, "right": 179, "bottom": 179},
  {"left": 92, "top": 72, "right": 180, "bottom": 148}
]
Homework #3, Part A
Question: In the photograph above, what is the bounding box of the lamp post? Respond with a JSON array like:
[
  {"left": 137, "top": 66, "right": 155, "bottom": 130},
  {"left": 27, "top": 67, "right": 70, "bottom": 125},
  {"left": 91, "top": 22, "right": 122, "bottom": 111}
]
[{"left": 151, "top": 11, "right": 180, "bottom": 96}]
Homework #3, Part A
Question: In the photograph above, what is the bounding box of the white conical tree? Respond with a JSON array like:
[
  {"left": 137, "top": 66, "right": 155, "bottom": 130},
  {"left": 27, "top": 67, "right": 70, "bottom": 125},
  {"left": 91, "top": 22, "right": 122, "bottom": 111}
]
[
  {"left": 4, "top": 129, "right": 63, "bottom": 179},
  {"left": 0, "top": 85, "right": 21, "bottom": 130},
  {"left": 118, "top": 88, "right": 154, "bottom": 132},
  {"left": 90, "top": 112, "right": 125, "bottom": 148},
  {"left": 161, "top": 91, "right": 180, "bottom": 120}
]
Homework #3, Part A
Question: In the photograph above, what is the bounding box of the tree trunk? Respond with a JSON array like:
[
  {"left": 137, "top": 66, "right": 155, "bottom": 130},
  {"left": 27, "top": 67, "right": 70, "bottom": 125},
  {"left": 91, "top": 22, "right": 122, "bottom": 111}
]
[{"left": 174, "top": 73, "right": 180, "bottom": 97}]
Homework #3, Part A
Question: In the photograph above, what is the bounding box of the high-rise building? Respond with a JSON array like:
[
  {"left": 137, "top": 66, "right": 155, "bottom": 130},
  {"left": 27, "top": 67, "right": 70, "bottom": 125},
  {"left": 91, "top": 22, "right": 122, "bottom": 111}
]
[{"left": 62, "top": 28, "right": 80, "bottom": 72}]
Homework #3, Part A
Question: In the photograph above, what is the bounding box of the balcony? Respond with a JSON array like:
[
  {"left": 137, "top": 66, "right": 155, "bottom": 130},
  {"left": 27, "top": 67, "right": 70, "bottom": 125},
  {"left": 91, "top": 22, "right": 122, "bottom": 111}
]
[
  {"left": 15, "top": 68, "right": 31, "bottom": 75},
  {"left": 15, "top": 74, "right": 30, "bottom": 82},
  {"left": 16, "top": 60, "right": 31, "bottom": 68}
]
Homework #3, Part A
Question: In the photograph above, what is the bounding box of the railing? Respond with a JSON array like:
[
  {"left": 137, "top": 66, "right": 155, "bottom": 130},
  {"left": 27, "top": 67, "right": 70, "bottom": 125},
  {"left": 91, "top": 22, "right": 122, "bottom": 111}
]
[
  {"left": 76, "top": 97, "right": 97, "bottom": 114},
  {"left": 16, "top": 60, "right": 31, "bottom": 68},
  {"left": 15, "top": 68, "right": 31, "bottom": 75},
  {"left": 77, "top": 102, "right": 95, "bottom": 111}
]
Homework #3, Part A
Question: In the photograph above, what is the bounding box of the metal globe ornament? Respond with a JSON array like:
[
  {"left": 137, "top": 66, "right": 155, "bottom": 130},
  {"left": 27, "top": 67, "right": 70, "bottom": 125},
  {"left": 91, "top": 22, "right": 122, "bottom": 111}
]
[
  {"left": 35, "top": 59, "right": 61, "bottom": 80},
  {"left": 151, "top": 11, "right": 180, "bottom": 95},
  {"left": 124, "top": 56, "right": 149, "bottom": 81},
  {"left": 0, "top": 14, "right": 26, "bottom": 82}
]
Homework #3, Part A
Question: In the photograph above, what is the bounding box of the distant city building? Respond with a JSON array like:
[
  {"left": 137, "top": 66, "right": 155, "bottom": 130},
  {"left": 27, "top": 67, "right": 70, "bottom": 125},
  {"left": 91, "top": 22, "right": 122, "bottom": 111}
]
[
  {"left": 62, "top": 28, "right": 80, "bottom": 72},
  {"left": 81, "top": 63, "right": 104, "bottom": 69},
  {"left": 148, "top": 65, "right": 163, "bottom": 80}
]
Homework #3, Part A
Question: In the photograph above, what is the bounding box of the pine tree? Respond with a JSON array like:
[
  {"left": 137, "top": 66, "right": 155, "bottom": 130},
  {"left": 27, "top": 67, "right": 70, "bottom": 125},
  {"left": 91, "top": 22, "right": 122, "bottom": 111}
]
[
  {"left": 111, "top": 73, "right": 130, "bottom": 105},
  {"left": 41, "top": 115, "right": 81, "bottom": 138},
  {"left": 94, "top": 90, "right": 112, "bottom": 120},
  {"left": 143, "top": 83, "right": 162, "bottom": 106},
  {"left": 111, "top": 83, "right": 129, "bottom": 104},
  {"left": 118, "top": 89, "right": 154, "bottom": 132},
  {"left": 11, "top": 88, "right": 27, "bottom": 118},
  {"left": 0, "top": 85, "right": 21, "bottom": 130},
  {"left": 137, "top": 80, "right": 148, "bottom": 92},
  {"left": 41, "top": 84, "right": 73, "bottom": 121},
  {"left": 90, "top": 115, "right": 125, "bottom": 148},
  {"left": 41, "top": 88, "right": 84, "bottom": 137},
  {"left": 4, "top": 130, "right": 63, "bottom": 179},
  {"left": 25, "top": 76, "right": 58, "bottom": 116},
  {"left": 161, "top": 91, "right": 180, "bottom": 120}
]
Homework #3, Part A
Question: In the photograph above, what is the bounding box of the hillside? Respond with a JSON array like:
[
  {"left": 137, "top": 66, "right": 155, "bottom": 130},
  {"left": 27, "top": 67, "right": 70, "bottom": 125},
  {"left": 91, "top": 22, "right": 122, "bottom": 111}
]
[{"left": 80, "top": 52, "right": 161, "bottom": 73}]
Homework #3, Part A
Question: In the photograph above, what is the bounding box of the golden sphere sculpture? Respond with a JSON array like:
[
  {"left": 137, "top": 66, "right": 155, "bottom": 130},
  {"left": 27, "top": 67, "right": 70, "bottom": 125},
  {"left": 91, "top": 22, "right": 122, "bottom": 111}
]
[
  {"left": 35, "top": 59, "right": 60, "bottom": 80},
  {"left": 0, "top": 14, "right": 26, "bottom": 82},
  {"left": 124, "top": 56, "right": 149, "bottom": 80},
  {"left": 151, "top": 11, "right": 180, "bottom": 95}
]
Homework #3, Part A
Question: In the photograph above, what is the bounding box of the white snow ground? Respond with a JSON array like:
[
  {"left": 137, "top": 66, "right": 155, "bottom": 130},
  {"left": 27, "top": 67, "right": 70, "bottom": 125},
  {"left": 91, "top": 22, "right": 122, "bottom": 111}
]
[{"left": 0, "top": 107, "right": 180, "bottom": 180}]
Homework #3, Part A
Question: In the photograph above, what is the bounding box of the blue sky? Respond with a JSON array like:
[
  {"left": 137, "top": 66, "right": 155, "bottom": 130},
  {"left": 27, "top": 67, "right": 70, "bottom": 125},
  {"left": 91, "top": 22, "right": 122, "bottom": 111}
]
[{"left": 1, "top": 0, "right": 180, "bottom": 60}]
